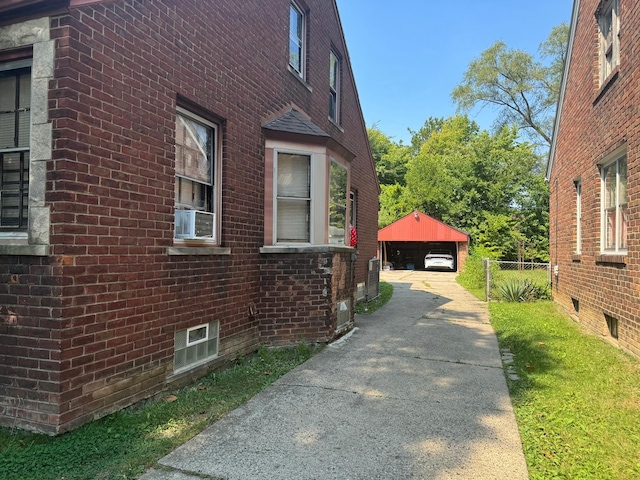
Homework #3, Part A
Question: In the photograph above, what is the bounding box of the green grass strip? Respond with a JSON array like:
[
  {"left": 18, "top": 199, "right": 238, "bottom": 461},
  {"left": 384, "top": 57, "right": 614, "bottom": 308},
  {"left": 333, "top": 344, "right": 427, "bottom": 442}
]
[
  {"left": 0, "top": 344, "right": 320, "bottom": 480},
  {"left": 490, "top": 301, "right": 640, "bottom": 479},
  {"left": 354, "top": 281, "right": 393, "bottom": 315}
]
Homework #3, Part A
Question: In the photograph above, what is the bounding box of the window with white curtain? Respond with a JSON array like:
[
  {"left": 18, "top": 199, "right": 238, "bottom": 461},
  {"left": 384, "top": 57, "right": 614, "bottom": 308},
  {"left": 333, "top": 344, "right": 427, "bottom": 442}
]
[
  {"left": 575, "top": 180, "right": 581, "bottom": 254},
  {"left": 597, "top": 0, "right": 620, "bottom": 85},
  {"left": 276, "top": 152, "right": 311, "bottom": 243},
  {"left": 601, "top": 154, "right": 627, "bottom": 253},
  {"left": 329, "top": 51, "right": 340, "bottom": 123},
  {"left": 175, "top": 109, "right": 215, "bottom": 212}
]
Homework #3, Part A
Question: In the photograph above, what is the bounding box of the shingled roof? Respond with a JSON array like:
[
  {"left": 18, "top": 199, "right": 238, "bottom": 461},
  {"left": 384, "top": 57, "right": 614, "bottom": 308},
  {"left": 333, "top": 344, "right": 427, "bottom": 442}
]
[{"left": 263, "top": 109, "right": 329, "bottom": 137}]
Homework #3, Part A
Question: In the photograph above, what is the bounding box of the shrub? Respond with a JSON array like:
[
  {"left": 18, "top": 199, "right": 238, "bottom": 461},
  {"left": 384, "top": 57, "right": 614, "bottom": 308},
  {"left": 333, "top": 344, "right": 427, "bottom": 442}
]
[
  {"left": 457, "top": 246, "right": 500, "bottom": 300},
  {"left": 530, "top": 281, "right": 552, "bottom": 300}
]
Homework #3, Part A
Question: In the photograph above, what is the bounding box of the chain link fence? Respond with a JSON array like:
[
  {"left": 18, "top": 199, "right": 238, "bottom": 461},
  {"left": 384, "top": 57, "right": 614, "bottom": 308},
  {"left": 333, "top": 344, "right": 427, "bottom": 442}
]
[{"left": 483, "top": 259, "right": 551, "bottom": 302}]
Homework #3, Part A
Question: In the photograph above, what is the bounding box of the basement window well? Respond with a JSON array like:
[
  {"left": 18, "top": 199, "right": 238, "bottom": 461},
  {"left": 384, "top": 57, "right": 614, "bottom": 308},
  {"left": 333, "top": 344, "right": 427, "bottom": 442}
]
[{"left": 605, "top": 314, "right": 619, "bottom": 339}]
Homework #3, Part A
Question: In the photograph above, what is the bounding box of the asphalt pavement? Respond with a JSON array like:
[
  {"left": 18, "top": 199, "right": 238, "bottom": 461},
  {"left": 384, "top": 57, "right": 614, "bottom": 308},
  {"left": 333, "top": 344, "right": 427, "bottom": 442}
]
[{"left": 139, "top": 270, "right": 528, "bottom": 480}]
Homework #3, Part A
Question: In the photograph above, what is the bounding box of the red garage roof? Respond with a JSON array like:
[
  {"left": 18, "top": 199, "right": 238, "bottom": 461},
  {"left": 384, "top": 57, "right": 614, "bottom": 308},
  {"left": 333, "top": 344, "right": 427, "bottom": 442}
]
[{"left": 378, "top": 211, "right": 469, "bottom": 242}]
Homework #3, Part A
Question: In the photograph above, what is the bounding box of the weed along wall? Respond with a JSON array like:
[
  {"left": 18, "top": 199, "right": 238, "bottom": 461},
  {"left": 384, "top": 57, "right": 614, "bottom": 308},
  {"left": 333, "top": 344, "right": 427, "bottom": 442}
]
[{"left": 0, "top": 0, "right": 379, "bottom": 434}]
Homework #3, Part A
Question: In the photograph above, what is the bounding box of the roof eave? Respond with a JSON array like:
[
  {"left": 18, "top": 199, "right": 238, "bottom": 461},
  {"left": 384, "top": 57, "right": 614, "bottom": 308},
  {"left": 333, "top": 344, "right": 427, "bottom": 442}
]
[
  {"left": 546, "top": 0, "right": 581, "bottom": 182},
  {"left": 0, "top": 0, "right": 70, "bottom": 26}
]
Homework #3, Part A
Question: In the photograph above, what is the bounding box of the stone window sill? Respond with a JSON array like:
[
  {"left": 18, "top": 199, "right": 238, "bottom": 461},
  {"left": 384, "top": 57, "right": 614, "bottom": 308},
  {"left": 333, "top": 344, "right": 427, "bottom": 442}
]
[
  {"left": 0, "top": 244, "right": 48, "bottom": 256},
  {"left": 167, "top": 246, "right": 231, "bottom": 256},
  {"left": 595, "top": 254, "right": 627, "bottom": 266},
  {"left": 260, "top": 244, "right": 355, "bottom": 254}
]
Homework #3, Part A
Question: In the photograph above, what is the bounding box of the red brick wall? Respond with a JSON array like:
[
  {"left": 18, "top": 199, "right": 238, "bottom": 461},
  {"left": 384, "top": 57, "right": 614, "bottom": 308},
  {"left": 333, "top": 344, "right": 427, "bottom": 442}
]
[
  {"left": 0, "top": 257, "right": 61, "bottom": 430},
  {"left": 549, "top": 0, "right": 640, "bottom": 358},
  {"left": 259, "top": 251, "right": 354, "bottom": 345},
  {"left": 0, "top": 0, "right": 379, "bottom": 434}
]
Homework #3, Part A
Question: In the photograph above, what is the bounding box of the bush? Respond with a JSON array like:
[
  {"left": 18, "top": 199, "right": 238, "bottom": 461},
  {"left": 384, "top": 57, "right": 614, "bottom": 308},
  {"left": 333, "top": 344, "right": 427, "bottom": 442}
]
[
  {"left": 457, "top": 246, "right": 499, "bottom": 300},
  {"left": 530, "top": 281, "right": 552, "bottom": 300}
]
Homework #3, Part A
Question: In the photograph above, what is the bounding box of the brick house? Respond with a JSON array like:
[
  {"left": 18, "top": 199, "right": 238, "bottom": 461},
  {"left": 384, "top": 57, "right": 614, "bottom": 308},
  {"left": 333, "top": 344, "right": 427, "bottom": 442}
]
[
  {"left": 0, "top": 0, "right": 380, "bottom": 434},
  {"left": 547, "top": 0, "right": 640, "bottom": 357}
]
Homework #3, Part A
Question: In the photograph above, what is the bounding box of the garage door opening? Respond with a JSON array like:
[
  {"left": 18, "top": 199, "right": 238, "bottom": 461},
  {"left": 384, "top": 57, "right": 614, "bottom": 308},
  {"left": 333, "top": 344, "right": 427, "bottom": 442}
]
[
  {"left": 382, "top": 241, "right": 458, "bottom": 272},
  {"left": 378, "top": 211, "right": 470, "bottom": 273}
]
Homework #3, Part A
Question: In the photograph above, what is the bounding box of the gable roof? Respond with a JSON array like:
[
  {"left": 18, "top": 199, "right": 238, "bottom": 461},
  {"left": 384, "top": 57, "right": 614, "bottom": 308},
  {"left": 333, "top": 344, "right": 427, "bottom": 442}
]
[
  {"left": 378, "top": 211, "right": 469, "bottom": 242},
  {"left": 545, "top": 0, "right": 581, "bottom": 180}
]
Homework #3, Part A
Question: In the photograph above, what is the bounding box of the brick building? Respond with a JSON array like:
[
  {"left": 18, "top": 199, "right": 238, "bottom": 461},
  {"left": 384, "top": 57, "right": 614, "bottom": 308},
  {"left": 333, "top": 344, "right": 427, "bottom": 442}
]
[
  {"left": 0, "top": 0, "right": 380, "bottom": 434},
  {"left": 547, "top": 0, "right": 640, "bottom": 357}
]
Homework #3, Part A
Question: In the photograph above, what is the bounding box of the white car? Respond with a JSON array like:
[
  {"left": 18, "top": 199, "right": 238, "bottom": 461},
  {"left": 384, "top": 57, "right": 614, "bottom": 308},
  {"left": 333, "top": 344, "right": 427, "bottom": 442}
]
[{"left": 424, "top": 250, "right": 455, "bottom": 271}]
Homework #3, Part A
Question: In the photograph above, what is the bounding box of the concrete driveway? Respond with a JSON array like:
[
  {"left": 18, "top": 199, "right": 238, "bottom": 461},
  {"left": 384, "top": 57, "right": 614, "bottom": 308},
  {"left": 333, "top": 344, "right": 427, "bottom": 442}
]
[{"left": 140, "top": 270, "right": 528, "bottom": 479}]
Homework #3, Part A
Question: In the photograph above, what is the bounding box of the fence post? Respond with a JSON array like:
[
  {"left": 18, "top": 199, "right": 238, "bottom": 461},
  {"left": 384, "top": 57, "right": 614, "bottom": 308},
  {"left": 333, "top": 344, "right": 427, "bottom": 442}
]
[{"left": 483, "top": 258, "right": 490, "bottom": 302}]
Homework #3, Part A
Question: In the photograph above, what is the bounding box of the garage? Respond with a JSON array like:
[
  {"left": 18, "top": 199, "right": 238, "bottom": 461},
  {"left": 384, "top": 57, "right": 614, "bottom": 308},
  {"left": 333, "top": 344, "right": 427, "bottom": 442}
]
[{"left": 378, "top": 211, "right": 469, "bottom": 272}]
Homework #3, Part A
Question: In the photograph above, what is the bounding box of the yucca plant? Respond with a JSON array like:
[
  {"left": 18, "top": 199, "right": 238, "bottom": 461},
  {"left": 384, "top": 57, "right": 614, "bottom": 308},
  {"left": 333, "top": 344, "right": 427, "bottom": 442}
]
[{"left": 499, "top": 279, "right": 536, "bottom": 302}]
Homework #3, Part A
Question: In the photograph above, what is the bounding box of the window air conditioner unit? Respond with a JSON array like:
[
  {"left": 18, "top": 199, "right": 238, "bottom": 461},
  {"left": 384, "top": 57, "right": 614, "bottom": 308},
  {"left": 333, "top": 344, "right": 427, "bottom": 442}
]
[{"left": 175, "top": 210, "right": 215, "bottom": 240}]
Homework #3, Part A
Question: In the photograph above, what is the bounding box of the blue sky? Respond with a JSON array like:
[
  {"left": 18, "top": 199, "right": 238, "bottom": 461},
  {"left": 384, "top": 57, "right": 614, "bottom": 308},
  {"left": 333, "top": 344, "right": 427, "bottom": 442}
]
[{"left": 335, "top": 0, "right": 574, "bottom": 144}]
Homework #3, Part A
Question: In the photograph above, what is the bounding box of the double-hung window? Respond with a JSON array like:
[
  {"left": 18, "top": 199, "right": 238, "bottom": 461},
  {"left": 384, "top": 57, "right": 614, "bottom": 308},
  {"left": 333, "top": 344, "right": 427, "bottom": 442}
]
[
  {"left": 0, "top": 61, "right": 31, "bottom": 230},
  {"left": 329, "top": 51, "right": 340, "bottom": 123},
  {"left": 575, "top": 180, "right": 582, "bottom": 254},
  {"left": 329, "top": 160, "right": 347, "bottom": 244},
  {"left": 601, "top": 154, "right": 627, "bottom": 253},
  {"left": 289, "top": 2, "right": 305, "bottom": 78},
  {"left": 174, "top": 108, "right": 217, "bottom": 241},
  {"left": 268, "top": 145, "right": 351, "bottom": 246},
  {"left": 597, "top": 0, "right": 620, "bottom": 85},
  {"left": 276, "top": 152, "right": 311, "bottom": 243}
]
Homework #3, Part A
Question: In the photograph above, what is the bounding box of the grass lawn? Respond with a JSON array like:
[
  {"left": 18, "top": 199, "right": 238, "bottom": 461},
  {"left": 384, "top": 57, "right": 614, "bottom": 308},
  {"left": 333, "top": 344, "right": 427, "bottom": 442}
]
[
  {"left": 491, "top": 267, "right": 550, "bottom": 286},
  {"left": 0, "top": 344, "right": 320, "bottom": 480},
  {"left": 490, "top": 301, "right": 640, "bottom": 479}
]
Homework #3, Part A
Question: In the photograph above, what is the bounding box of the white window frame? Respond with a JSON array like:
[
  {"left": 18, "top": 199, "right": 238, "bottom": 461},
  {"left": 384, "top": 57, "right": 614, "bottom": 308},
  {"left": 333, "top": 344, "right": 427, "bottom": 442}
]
[
  {"left": 174, "top": 321, "right": 219, "bottom": 374},
  {"left": 350, "top": 190, "right": 356, "bottom": 228},
  {"left": 600, "top": 149, "right": 627, "bottom": 254},
  {"left": 275, "top": 150, "right": 313, "bottom": 244},
  {"left": 597, "top": 0, "right": 620, "bottom": 85},
  {"left": 174, "top": 107, "right": 220, "bottom": 244},
  {"left": 329, "top": 51, "right": 340, "bottom": 124},
  {"left": 575, "top": 180, "right": 582, "bottom": 254},
  {"left": 186, "top": 323, "right": 209, "bottom": 347},
  {"left": 328, "top": 160, "right": 348, "bottom": 245},
  {"left": 289, "top": 2, "right": 305, "bottom": 78}
]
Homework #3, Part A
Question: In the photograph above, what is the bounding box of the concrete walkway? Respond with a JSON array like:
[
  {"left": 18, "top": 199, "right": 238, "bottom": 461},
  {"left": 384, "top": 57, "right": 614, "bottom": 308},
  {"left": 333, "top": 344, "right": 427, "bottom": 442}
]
[{"left": 140, "top": 271, "right": 528, "bottom": 480}]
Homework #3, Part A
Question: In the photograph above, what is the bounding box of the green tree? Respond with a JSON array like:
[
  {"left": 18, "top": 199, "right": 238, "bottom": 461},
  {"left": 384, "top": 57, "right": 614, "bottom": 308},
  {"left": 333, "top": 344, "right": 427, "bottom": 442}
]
[
  {"left": 408, "top": 117, "right": 445, "bottom": 156},
  {"left": 404, "top": 116, "right": 548, "bottom": 260},
  {"left": 378, "top": 183, "right": 412, "bottom": 228},
  {"left": 367, "top": 126, "right": 410, "bottom": 186},
  {"left": 451, "top": 23, "right": 569, "bottom": 148}
]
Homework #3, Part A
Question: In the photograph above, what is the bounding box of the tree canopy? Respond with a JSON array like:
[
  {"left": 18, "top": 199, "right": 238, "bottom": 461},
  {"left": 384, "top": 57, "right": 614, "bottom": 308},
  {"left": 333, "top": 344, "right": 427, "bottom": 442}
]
[
  {"left": 451, "top": 22, "right": 569, "bottom": 148},
  {"left": 405, "top": 116, "right": 548, "bottom": 260},
  {"left": 369, "top": 23, "right": 566, "bottom": 261},
  {"left": 371, "top": 116, "right": 549, "bottom": 261}
]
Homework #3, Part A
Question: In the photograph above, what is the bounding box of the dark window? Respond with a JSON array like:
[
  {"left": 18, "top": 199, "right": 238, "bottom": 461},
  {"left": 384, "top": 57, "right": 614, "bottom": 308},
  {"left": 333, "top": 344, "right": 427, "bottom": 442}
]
[
  {"left": 605, "top": 314, "right": 619, "bottom": 339},
  {"left": 0, "top": 66, "right": 30, "bottom": 229}
]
